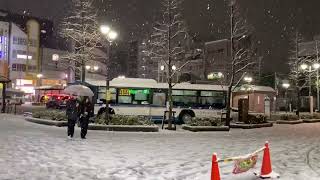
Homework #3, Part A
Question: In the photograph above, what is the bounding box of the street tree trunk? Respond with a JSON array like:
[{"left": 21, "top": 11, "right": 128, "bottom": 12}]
[
  {"left": 225, "top": 85, "right": 232, "bottom": 126},
  {"left": 167, "top": 0, "right": 174, "bottom": 130}
]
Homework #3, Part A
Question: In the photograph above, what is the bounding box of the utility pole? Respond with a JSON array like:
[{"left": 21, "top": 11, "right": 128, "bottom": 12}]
[
  {"left": 104, "top": 43, "right": 110, "bottom": 123},
  {"left": 316, "top": 40, "right": 320, "bottom": 111}
]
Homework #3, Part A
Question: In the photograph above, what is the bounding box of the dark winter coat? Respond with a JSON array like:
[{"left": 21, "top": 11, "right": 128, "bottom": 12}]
[
  {"left": 66, "top": 98, "right": 79, "bottom": 120},
  {"left": 79, "top": 100, "right": 94, "bottom": 118}
]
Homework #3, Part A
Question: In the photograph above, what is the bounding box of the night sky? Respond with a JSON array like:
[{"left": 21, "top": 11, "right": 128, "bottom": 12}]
[{"left": 1, "top": 0, "right": 320, "bottom": 73}]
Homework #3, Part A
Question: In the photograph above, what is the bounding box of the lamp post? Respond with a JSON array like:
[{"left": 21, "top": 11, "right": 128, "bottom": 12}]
[
  {"left": 244, "top": 76, "right": 253, "bottom": 110},
  {"left": 36, "top": 74, "right": 43, "bottom": 103},
  {"left": 158, "top": 65, "right": 165, "bottom": 83},
  {"left": 282, "top": 82, "right": 290, "bottom": 112},
  {"left": 313, "top": 63, "right": 320, "bottom": 111},
  {"left": 100, "top": 25, "right": 118, "bottom": 123},
  {"left": 300, "top": 63, "right": 320, "bottom": 114}
]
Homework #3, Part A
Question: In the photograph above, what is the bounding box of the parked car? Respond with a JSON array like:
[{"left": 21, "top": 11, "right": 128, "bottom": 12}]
[{"left": 46, "top": 94, "right": 70, "bottom": 109}]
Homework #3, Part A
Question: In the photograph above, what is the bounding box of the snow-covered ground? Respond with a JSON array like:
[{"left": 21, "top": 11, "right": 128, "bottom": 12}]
[{"left": 0, "top": 114, "right": 319, "bottom": 180}]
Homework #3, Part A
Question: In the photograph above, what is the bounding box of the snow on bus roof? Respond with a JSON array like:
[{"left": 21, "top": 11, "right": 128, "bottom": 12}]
[
  {"left": 87, "top": 78, "right": 227, "bottom": 91},
  {"left": 156, "top": 83, "right": 228, "bottom": 91},
  {"left": 86, "top": 78, "right": 275, "bottom": 92}
]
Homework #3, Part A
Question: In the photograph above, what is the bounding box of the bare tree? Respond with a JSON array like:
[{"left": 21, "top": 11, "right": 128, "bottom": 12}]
[
  {"left": 147, "top": 0, "right": 189, "bottom": 130},
  {"left": 225, "top": 0, "right": 257, "bottom": 126},
  {"left": 60, "top": 0, "right": 105, "bottom": 82}
]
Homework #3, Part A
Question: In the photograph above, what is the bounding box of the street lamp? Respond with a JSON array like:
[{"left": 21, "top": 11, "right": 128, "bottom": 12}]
[
  {"left": 244, "top": 76, "right": 253, "bottom": 83},
  {"left": 314, "top": 63, "right": 320, "bottom": 111},
  {"left": 36, "top": 74, "right": 43, "bottom": 79},
  {"left": 100, "top": 25, "right": 111, "bottom": 35},
  {"left": 93, "top": 66, "right": 99, "bottom": 71},
  {"left": 85, "top": 65, "right": 91, "bottom": 70},
  {"left": 36, "top": 74, "right": 43, "bottom": 103},
  {"left": 243, "top": 76, "right": 253, "bottom": 108},
  {"left": 172, "top": 65, "right": 177, "bottom": 71},
  {"left": 300, "top": 63, "right": 320, "bottom": 114},
  {"left": 207, "top": 72, "right": 224, "bottom": 80},
  {"left": 100, "top": 25, "right": 118, "bottom": 122},
  {"left": 282, "top": 82, "right": 290, "bottom": 112}
]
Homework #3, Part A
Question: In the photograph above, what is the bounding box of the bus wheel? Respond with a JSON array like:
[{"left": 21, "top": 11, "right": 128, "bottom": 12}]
[{"left": 180, "top": 112, "right": 193, "bottom": 124}]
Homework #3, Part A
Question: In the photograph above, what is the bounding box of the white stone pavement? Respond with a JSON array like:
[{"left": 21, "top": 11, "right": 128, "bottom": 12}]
[{"left": 0, "top": 114, "right": 319, "bottom": 180}]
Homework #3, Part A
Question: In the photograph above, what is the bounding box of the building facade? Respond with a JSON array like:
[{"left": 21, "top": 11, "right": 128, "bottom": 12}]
[{"left": 204, "top": 37, "right": 261, "bottom": 85}]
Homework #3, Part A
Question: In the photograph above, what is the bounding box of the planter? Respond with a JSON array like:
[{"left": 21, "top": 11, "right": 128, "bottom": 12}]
[
  {"left": 302, "top": 119, "right": 320, "bottom": 123},
  {"left": 230, "top": 122, "right": 273, "bottom": 129},
  {"left": 276, "top": 119, "right": 304, "bottom": 124},
  {"left": 182, "top": 125, "right": 230, "bottom": 132},
  {"left": 25, "top": 117, "right": 68, "bottom": 127},
  {"left": 88, "top": 124, "right": 159, "bottom": 132}
]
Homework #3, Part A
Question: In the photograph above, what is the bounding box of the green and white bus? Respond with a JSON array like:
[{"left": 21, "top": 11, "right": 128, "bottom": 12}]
[{"left": 89, "top": 78, "right": 228, "bottom": 123}]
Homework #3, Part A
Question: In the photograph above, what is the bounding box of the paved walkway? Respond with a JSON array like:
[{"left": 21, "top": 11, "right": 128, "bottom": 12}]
[{"left": 0, "top": 114, "right": 319, "bottom": 180}]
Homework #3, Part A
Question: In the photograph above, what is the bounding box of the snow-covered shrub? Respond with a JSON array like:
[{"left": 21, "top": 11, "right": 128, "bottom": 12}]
[
  {"left": 32, "top": 110, "right": 67, "bottom": 121},
  {"left": 280, "top": 114, "right": 299, "bottom": 121},
  {"left": 245, "top": 114, "right": 267, "bottom": 124},
  {"left": 188, "top": 117, "right": 223, "bottom": 126},
  {"left": 300, "top": 113, "right": 320, "bottom": 119},
  {"left": 96, "top": 114, "right": 153, "bottom": 126}
]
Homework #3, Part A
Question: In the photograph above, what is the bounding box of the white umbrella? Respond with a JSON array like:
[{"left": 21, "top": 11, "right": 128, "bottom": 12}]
[{"left": 64, "top": 85, "right": 94, "bottom": 97}]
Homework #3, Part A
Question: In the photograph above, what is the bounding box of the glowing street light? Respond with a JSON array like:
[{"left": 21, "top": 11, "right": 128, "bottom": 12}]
[
  {"left": 282, "top": 83, "right": 290, "bottom": 89},
  {"left": 85, "top": 65, "right": 91, "bottom": 70},
  {"left": 100, "top": 25, "right": 111, "bottom": 35},
  {"left": 108, "top": 31, "right": 118, "bottom": 41},
  {"left": 172, "top": 65, "right": 177, "bottom": 71},
  {"left": 313, "top": 63, "right": 320, "bottom": 70},
  {"left": 244, "top": 76, "right": 253, "bottom": 83},
  {"left": 36, "top": 74, "right": 43, "bottom": 78},
  {"left": 300, "top": 63, "right": 308, "bottom": 70},
  {"left": 160, "top": 65, "right": 165, "bottom": 71},
  {"left": 93, "top": 66, "right": 99, "bottom": 71}
]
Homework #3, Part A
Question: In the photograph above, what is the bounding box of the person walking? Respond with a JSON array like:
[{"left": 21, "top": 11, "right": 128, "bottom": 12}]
[
  {"left": 79, "top": 97, "right": 93, "bottom": 139},
  {"left": 66, "top": 95, "right": 79, "bottom": 139}
]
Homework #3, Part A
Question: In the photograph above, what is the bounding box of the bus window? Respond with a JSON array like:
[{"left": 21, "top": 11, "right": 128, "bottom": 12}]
[
  {"left": 118, "top": 96, "right": 132, "bottom": 104},
  {"left": 153, "top": 93, "right": 166, "bottom": 106},
  {"left": 200, "top": 91, "right": 226, "bottom": 109}
]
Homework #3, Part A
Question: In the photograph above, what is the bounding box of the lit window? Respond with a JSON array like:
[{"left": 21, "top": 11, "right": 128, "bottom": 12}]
[{"left": 17, "top": 54, "right": 32, "bottom": 60}]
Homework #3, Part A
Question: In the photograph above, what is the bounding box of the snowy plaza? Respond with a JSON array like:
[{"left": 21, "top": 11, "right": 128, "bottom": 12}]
[{"left": 0, "top": 114, "right": 319, "bottom": 180}]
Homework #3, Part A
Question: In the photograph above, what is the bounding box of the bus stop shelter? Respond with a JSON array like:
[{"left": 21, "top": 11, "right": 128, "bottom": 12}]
[{"left": 0, "top": 75, "right": 11, "bottom": 113}]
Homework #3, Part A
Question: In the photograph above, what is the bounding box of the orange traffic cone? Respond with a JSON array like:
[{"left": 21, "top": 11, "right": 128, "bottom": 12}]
[
  {"left": 257, "top": 141, "right": 280, "bottom": 179},
  {"left": 211, "top": 153, "right": 221, "bottom": 180}
]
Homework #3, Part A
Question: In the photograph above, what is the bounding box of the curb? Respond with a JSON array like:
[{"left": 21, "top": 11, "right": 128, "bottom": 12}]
[
  {"left": 88, "top": 124, "right": 159, "bottom": 132},
  {"left": 230, "top": 122, "right": 273, "bottom": 129},
  {"left": 302, "top": 119, "right": 320, "bottom": 123},
  {"left": 182, "top": 125, "right": 230, "bottom": 132},
  {"left": 25, "top": 117, "right": 68, "bottom": 127},
  {"left": 276, "top": 120, "right": 304, "bottom": 124}
]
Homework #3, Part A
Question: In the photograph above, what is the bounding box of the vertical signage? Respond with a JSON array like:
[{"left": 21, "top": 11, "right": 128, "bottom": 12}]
[{"left": 0, "top": 21, "right": 9, "bottom": 78}]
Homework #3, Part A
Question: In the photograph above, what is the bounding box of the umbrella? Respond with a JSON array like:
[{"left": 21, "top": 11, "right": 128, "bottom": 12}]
[{"left": 64, "top": 85, "right": 94, "bottom": 97}]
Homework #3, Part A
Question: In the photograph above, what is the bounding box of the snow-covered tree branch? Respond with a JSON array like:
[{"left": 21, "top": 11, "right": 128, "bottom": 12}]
[
  {"left": 146, "top": 0, "right": 190, "bottom": 130},
  {"left": 224, "top": 0, "right": 258, "bottom": 126},
  {"left": 59, "top": 0, "right": 106, "bottom": 82}
]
